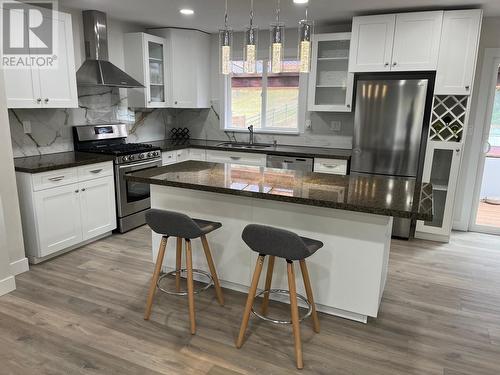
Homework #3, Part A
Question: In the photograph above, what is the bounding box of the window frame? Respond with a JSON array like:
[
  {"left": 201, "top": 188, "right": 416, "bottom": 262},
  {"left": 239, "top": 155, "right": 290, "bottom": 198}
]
[{"left": 222, "top": 58, "right": 307, "bottom": 135}]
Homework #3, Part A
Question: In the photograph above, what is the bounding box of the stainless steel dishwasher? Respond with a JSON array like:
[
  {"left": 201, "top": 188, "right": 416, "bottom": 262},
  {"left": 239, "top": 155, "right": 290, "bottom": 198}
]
[{"left": 266, "top": 155, "right": 314, "bottom": 172}]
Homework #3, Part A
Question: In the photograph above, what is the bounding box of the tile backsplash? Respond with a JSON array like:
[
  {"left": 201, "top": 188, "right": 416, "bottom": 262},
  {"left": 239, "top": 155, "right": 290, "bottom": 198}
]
[
  {"left": 9, "top": 88, "right": 354, "bottom": 158},
  {"left": 9, "top": 86, "right": 172, "bottom": 157}
]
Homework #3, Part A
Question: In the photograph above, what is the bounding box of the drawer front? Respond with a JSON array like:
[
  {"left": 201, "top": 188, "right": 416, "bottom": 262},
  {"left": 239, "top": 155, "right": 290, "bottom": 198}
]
[
  {"left": 175, "top": 149, "right": 190, "bottom": 162},
  {"left": 314, "top": 158, "right": 348, "bottom": 175},
  {"left": 32, "top": 168, "right": 79, "bottom": 191},
  {"left": 78, "top": 162, "right": 114, "bottom": 182},
  {"left": 206, "top": 150, "right": 266, "bottom": 166},
  {"left": 188, "top": 148, "right": 206, "bottom": 161},
  {"left": 162, "top": 151, "right": 177, "bottom": 165}
]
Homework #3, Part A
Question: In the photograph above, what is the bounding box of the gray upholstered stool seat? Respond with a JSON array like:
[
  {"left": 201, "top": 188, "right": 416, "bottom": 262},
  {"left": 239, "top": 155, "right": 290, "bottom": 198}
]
[
  {"left": 242, "top": 224, "right": 323, "bottom": 261},
  {"left": 143, "top": 209, "right": 224, "bottom": 335},
  {"left": 146, "top": 209, "right": 222, "bottom": 239},
  {"left": 237, "top": 224, "right": 323, "bottom": 369}
]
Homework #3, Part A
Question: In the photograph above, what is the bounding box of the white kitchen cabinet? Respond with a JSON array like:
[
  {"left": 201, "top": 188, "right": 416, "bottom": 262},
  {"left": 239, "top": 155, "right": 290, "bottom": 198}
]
[
  {"left": 313, "top": 158, "right": 348, "bottom": 175},
  {"left": 391, "top": 11, "right": 443, "bottom": 71},
  {"left": 124, "top": 33, "right": 170, "bottom": 108},
  {"left": 175, "top": 149, "right": 190, "bottom": 162},
  {"left": 349, "top": 11, "right": 443, "bottom": 72},
  {"left": 416, "top": 142, "right": 462, "bottom": 242},
  {"left": 16, "top": 162, "right": 116, "bottom": 262},
  {"left": 149, "top": 28, "right": 211, "bottom": 109},
  {"left": 162, "top": 151, "right": 177, "bottom": 166},
  {"left": 309, "top": 33, "right": 354, "bottom": 112},
  {"left": 33, "top": 184, "right": 83, "bottom": 257},
  {"left": 79, "top": 176, "right": 116, "bottom": 241},
  {"left": 188, "top": 148, "right": 207, "bottom": 161},
  {"left": 349, "top": 14, "right": 395, "bottom": 72},
  {"left": 435, "top": 10, "right": 482, "bottom": 95},
  {"left": 206, "top": 150, "right": 266, "bottom": 167},
  {"left": 4, "top": 10, "right": 78, "bottom": 108}
]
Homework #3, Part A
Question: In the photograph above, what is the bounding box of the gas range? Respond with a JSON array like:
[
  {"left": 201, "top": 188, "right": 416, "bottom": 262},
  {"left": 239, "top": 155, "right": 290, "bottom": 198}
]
[{"left": 73, "top": 124, "right": 162, "bottom": 233}]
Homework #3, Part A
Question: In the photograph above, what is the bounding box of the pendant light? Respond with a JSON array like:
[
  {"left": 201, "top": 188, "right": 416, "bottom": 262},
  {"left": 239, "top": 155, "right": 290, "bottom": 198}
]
[
  {"left": 219, "top": 0, "right": 233, "bottom": 75},
  {"left": 269, "top": 0, "right": 284, "bottom": 74},
  {"left": 243, "top": 0, "right": 258, "bottom": 73},
  {"left": 298, "top": 6, "right": 313, "bottom": 73}
]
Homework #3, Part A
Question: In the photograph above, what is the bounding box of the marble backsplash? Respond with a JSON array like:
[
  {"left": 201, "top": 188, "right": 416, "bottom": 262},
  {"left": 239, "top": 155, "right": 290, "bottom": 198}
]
[
  {"left": 9, "top": 88, "right": 354, "bottom": 158},
  {"left": 9, "top": 86, "right": 173, "bottom": 157}
]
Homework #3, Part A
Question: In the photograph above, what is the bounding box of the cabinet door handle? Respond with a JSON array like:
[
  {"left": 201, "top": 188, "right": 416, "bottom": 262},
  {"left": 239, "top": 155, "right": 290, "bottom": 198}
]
[
  {"left": 456, "top": 148, "right": 461, "bottom": 153},
  {"left": 384, "top": 62, "right": 389, "bottom": 67},
  {"left": 48, "top": 176, "right": 65, "bottom": 182},
  {"left": 36, "top": 98, "right": 42, "bottom": 103},
  {"left": 346, "top": 104, "right": 351, "bottom": 108},
  {"left": 465, "top": 85, "right": 470, "bottom": 90},
  {"left": 90, "top": 169, "right": 103, "bottom": 174},
  {"left": 392, "top": 62, "right": 397, "bottom": 66},
  {"left": 44, "top": 98, "right": 49, "bottom": 103},
  {"left": 230, "top": 156, "right": 241, "bottom": 160},
  {"left": 75, "top": 189, "right": 79, "bottom": 193},
  {"left": 324, "top": 164, "right": 338, "bottom": 169},
  {"left": 81, "top": 188, "right": 86, "bottom": 192}
]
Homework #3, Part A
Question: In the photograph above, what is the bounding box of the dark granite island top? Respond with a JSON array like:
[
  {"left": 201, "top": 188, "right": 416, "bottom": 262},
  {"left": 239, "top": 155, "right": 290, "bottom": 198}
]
[
  {"left": 148, "top": 139, "right": 352, "bottom": 160},
  {"left": 14, "top": 152, "right": 116, "bottom": 173},
  {"left": 126, "top": 160, "right": 432, "bottom": 221}
]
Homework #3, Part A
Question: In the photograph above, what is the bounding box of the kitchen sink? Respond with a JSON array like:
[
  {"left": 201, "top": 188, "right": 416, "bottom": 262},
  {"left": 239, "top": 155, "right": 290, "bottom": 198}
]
[{"left": 217, "top": 142, "right": 272, "bottom": 149}]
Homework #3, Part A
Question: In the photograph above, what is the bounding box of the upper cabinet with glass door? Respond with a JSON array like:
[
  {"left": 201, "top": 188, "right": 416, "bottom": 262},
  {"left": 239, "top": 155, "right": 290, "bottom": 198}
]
[
  {"left": 308, "top": 33, "right": 354, "bottom": 112},
  {"left": 124, "top": 33, "right": 170, "bottom": 108}
]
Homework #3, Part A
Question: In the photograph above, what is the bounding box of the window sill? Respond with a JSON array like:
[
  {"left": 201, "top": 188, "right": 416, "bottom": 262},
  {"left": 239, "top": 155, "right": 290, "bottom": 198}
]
[{"left": 224, "top": 128, "right": 300, "bottom": 136}]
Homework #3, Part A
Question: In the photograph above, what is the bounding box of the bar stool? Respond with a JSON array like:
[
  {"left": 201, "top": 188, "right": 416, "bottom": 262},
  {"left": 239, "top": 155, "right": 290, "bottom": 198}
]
[
  {"left": 143, "top": 209, "right": 225, "bottom": 335},
  {"left": 236, "top": 224, "right": 323, "bottom": 369}
]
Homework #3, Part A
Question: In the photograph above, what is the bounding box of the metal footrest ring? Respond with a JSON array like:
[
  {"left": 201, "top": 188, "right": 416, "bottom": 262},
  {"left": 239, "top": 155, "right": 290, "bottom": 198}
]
[
  {"left": 251, "top": 289, "right": 313, "bottom": 324},
  {"left": 157, "top": 269, "right": 213, "bottom": 296}
]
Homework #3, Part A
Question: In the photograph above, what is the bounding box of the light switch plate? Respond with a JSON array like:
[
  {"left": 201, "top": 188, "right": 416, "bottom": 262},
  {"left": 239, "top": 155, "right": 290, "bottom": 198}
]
[{"left": 22, "top": 120, "right": 31, "bottom": 134}]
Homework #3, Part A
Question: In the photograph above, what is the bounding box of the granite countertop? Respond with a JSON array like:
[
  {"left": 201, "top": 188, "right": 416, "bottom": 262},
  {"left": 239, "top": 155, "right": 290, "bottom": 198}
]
[
  {"left": 126, "top": 160, "right": 433, "bottom": 220},
  {"left": 14, "top": 152, "right": 116, "bottom": 173},
  {"left": 148, "top": 139, "right": 352, "bottom": 160}
]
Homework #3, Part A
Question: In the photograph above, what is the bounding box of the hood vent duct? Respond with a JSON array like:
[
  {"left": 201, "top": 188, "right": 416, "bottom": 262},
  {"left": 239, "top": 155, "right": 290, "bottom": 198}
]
[{"left": 76, "top": 10, "right": 143, "bottom": 88}]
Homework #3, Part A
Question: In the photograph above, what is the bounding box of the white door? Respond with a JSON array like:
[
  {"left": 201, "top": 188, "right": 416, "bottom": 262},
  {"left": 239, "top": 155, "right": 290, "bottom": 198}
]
[
  {"left": 349, "top": 14, "right": 395, "bottom": 72},
  {"left": 391, "top": 11, "right": 443, "bottom": 71},
  {"left": 435, "top": 10, "right": 482, "bottom": 95},
  {"left": 79, "top": 177, "right": 117, "bottom": 241},
  {"left": 38, "top": 11, "right": 78, "bottom": 108},
  {"left": 34, "top": 184, "right": 83, "bottom": 257},
  {"left": 1, "top": 6, "right": 41, "bottom": 108},
  {"left": 144, "top": 34, "right": 169, "bottom": 108},
  {"left": 169, "top": 29, "right": 196, "bottom": 108}
]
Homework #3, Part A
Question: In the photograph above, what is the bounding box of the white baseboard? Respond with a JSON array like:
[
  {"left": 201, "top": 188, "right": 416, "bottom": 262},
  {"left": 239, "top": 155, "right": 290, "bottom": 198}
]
[
  {"left": 10, "top": 257, "right": 29, "bottom": 275},
  {"left": 0, "top": 276, "right": 16, "bottom": 296}
]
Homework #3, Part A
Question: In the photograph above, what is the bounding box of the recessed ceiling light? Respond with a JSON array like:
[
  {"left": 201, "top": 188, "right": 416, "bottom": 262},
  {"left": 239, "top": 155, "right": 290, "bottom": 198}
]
[
  {"left": 180, "top": 9, "right": 194, "bottom": 15},
  {"left": 293, "top": 0, "right": 309, "bottom": 3}
]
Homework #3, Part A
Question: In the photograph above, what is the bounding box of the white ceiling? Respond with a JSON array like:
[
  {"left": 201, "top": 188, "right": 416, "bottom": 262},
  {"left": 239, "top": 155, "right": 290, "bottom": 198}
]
[{"left": 59, "top": 0, "right": 500, "bottom": 32}]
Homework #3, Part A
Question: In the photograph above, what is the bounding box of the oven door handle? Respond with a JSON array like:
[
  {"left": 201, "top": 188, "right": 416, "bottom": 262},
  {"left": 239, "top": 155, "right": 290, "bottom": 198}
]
[{"left": 118, "top": 160, "right": 161, "bottom": 170}]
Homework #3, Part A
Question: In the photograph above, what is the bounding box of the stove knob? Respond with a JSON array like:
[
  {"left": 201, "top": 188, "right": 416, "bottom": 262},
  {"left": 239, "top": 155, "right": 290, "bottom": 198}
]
[
  {"left": 139, "top": 153, "right": 145, "bottom": 159},
  {"left": 122, "top": 156, "right": 129, "bottom": 162},
  {"left": 154, "top": 151, "right": 160, "bottom": 157},
  {"left": 147, "top": 152, "right": 153, "bottom": 158},
  {"left": 129, "top": 155, "right": 135, "bottom": 161}
]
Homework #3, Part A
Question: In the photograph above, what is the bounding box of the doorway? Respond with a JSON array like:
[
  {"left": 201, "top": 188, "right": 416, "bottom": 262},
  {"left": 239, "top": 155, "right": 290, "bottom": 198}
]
[{"left": 471, "top": 63, "right": 500, "bottom": 234}]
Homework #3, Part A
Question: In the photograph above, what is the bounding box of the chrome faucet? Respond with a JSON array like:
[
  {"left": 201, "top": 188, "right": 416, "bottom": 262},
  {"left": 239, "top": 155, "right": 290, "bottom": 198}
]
[{"left": 248, "top": 125, "right": 254, "bottom": 145}]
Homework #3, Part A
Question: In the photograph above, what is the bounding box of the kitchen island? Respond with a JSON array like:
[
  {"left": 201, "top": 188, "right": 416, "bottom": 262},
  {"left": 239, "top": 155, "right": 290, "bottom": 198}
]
[{"left": 127, "top": 161, "right": 432, "bottom": 323}]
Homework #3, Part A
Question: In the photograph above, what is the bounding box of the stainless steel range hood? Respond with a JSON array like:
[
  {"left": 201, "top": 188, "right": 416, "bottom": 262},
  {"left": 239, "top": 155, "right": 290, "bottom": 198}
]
[{"left": 76, "top": 10, "right": 143, "bottom": 88}]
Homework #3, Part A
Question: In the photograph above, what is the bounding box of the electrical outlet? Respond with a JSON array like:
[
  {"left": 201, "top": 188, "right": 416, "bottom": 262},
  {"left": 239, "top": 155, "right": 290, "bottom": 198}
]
[
  {"left": 330, "top": 121, "right": 341, "bottom": 132},
  {"left": 22, "top": 120, "right": 31, "bottom": 134},
  {"left": 305, "top": 119, "right": 312, "bottom": 129},
  {"left": 166, "top": 115, "right": 173, "bottom": 124}
]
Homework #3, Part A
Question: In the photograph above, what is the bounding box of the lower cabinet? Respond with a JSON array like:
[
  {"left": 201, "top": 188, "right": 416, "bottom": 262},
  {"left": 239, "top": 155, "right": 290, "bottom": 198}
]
[
  {"left": 16, "top": 162, "right": 117, "bottom": 261},
  {"left": 313, "top": 158, "right": 348, "bottom": 175},
  {"left": 206, "top": 150, "right": 266, "bottom": 167}
]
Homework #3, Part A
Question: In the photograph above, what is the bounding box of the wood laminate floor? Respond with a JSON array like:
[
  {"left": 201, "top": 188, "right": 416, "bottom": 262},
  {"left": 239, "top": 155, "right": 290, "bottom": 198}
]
[
  {"left": 1, "top": 227, "right": 500, "bottom": 374},
  {"left": 476, "top": 201, "right": 500, "bottom": 228}
]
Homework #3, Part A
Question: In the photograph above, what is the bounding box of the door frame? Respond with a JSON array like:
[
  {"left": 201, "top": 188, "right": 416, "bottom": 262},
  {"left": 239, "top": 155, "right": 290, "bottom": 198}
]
[{"left": 469, "top": 49, "right": 500, "bottom": 235}]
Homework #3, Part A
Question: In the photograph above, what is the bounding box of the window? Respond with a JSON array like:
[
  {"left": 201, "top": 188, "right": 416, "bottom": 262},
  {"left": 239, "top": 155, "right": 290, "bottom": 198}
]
[{"left": 224, "top": 60, "right": 300, "bottom": 133}]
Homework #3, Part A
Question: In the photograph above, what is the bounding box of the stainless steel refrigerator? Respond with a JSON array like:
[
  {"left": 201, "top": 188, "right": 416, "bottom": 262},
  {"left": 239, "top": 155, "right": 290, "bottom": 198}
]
[{"left": 351, "top": 74, "right": 434, "bottom": 238}]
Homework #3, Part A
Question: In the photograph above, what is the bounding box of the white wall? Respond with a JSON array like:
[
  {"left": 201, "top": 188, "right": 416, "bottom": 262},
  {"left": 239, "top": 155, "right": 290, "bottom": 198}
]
[
  {"left": 454, "top": 17, "right": 500, "bottom": 230},
  {"left": 0, "top": 68, "right": 27, "bottom": 282}
]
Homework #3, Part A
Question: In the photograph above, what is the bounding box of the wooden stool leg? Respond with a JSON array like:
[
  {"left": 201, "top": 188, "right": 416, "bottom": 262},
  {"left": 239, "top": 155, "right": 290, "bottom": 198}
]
[
  {"left": 201, "top": 235, "right": 225, "bottom": 306},
  {"left": 287, "top": 260, "right": 303, "bottom": 369},
  {"left": 144, "top": 236, "right": 168, "bottom": 320},
  {"left": 175, "top": 237, "right": 182, "bottom": 292},
  {"left": 185, "top": 239, "right": 196, "bottom": 335},
  {"left": 236, "top": 255, "right": 265, "bottom": 349},
  {"left": 299, "top": 259, "right": 320, "bottom": 333},
  {"left": 261, "top": 255, "right": 275, "bottom": 315}
]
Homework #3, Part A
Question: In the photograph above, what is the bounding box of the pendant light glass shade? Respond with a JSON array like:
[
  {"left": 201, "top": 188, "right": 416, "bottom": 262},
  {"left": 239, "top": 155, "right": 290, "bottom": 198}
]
[
  {"left": 270, "top": 22, "right": 285, "bottom": 74},
  {"left": 298, "top": 19, "right": 313, "bottom": 73},
  {"left": 244, "top": 26, "right": 258, "bottom": 73},
  {"left": 219, "top": 28, "right": 233, "bottom": 75}
]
